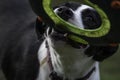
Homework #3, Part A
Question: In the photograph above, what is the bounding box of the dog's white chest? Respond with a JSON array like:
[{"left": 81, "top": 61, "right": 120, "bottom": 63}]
[
  {"left": 36, "top": 37, "right": 100, "bottom": 80},
  {"left": 54, "top": 41, "right": 95, "bottom": 79}
]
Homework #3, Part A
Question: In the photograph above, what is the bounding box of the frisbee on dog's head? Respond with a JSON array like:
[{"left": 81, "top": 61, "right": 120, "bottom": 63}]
[{"left": 29, "top": 0, "right": 120, "bottom": 45}]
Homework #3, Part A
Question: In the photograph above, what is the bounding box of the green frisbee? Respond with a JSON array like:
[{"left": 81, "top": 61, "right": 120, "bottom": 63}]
[
  {"left": 43, "top": 0, "right": 110, "bottom": 44},
  {"left": 29, "top": 0, "right": 115, "bottom": 45},
  {"left": 43, "top": 0, "right": 110, "bottom": 37}
]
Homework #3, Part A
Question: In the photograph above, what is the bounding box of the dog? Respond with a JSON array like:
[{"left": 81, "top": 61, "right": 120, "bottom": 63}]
[
  {"left": 0, "top": 1, "right": 118, "bottom": 80},
  {"left": 35, "top": 2, "right": 119, "bottom": 80}
]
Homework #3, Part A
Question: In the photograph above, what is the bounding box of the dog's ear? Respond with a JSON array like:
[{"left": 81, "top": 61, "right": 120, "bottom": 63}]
[
  {"left": 92, "top": 44, "right": 119, "bottom": 61},
  {"left": 35, "top": 17, "right": 47, "bottom": 39},
  {"left": 85, "top": 44, "right": 119, "bottom": 61}
]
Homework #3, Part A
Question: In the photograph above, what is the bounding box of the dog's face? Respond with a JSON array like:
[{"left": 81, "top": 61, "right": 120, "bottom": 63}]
[{"left": 54, "top": 2, "right": 102, "bottom": 29}]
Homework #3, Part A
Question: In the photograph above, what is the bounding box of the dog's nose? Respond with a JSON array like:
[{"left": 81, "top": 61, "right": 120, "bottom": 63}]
[{"left": 57, "top": 6, "right": 73, "bottom": 20}]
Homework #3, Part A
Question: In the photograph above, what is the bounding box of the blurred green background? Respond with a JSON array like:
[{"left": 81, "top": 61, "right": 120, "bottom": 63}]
[
  {"left": 0, "top": 47, "right": 120, "bottom": 80},
  {"left": 100, "top": 47, "right": 120, "bottom": 80}
]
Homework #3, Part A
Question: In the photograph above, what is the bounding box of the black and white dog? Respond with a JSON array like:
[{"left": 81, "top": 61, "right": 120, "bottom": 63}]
[
  {"left": 35, "top": 2, "right": 119, "bottom": 80},
  {"left": 0, "top": 1, "right": 118, "bottom": 80}
]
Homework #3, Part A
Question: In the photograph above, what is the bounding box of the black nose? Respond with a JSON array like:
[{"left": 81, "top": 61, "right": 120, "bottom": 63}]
[{"left": 57, "top": 6, "right": 73, "bottom": 21}]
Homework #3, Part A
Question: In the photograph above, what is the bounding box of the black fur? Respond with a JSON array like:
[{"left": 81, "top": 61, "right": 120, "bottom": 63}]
[
  {"left": 55, "top": 2, "right": 82, "bottom": 11},
  {"left": 81, "top": 9, "right": 102, "bottom": 29},
  {"left": 85, "top": 45, "right": 119, "bottom": 61}
]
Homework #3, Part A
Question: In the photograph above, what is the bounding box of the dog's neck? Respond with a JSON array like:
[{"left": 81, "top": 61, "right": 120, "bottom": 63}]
[
  {"left": 53, "top": 38, "right": 99, "bottom": 79},
  {"left": 36, "top": 29, "right": 100, "bottom": 80}
]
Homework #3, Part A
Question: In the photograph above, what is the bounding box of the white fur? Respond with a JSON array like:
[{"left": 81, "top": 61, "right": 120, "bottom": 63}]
[
  {"left": 68, "top": 5, "right": 94, "bottom": 29},
  {"left": 88, "top": 62, "right": 100, "bottom": 80},
  {"left": 54, "top": 40, "right": 100, "bottom": 80},
  {"left": 36, "top": 28, "right": 63, "bottom": 80},
  {"left": 36, "top": 33, "right": 100, "bottom": 80},
  {"left": 36, "top": 37, "right": 51, "bottom": 80}
]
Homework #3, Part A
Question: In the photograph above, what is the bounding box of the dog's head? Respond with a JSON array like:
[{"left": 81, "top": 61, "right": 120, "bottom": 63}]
[{"left": 54, "top": 2, "right": 102, "bottom": 29}]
